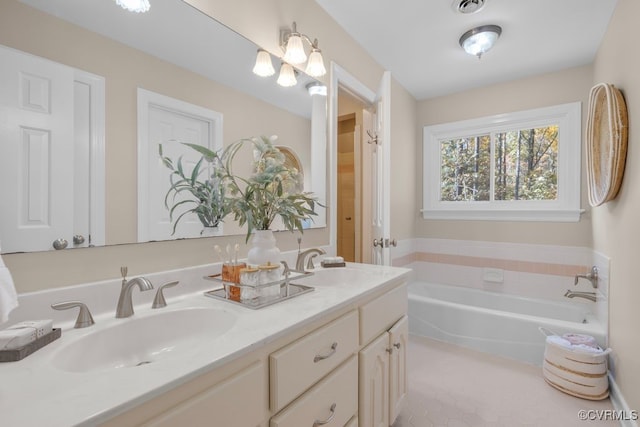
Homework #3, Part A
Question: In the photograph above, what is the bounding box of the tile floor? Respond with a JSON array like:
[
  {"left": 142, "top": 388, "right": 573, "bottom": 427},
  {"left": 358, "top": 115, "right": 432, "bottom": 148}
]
[{"left": 394, "top": 335, "right": 618, "bottom": 427}]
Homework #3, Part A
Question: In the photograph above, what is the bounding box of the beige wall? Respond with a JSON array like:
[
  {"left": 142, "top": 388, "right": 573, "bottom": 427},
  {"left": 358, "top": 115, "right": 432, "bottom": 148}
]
[
  {"left": 591, "top": 0, "right": 640, "bottom": 411},
  {"left": 415, "top": 65, "right": 594, "bottom": 247}
]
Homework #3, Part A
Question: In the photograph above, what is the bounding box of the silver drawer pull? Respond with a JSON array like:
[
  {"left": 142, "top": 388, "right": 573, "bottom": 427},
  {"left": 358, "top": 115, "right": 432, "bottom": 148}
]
[
  {"left": 313, "top": 342, "right": 338, "bottom": 363},
  {"left": 313, "top": 403, "right": 336, "bottom": 426},
  {"left": 394, "top": 342, "right": 401, "bottom": 349}
]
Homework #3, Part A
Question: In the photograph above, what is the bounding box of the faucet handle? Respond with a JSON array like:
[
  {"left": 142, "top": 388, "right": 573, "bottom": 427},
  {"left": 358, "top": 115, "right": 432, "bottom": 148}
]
[
  {"left": 151, "top": 281, "right": 179, "bottom": 309},
  {"left": 51, "top": 301, "right": 95, "bottom": 328}
]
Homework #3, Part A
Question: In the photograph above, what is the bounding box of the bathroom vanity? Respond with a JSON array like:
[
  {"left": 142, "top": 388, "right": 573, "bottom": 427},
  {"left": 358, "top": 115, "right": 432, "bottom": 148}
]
[{"left": 0, "top": 262, "right": 409, "bottom": 427}]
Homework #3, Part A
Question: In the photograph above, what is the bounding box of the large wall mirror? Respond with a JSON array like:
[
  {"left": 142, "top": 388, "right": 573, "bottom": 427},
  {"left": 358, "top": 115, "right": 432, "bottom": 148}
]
[{"left": 0, "top": 0, "right": 327, "bottom": 254}]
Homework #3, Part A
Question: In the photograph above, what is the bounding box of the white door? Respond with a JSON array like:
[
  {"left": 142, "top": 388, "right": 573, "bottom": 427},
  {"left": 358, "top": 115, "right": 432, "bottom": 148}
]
[
  {"left": 370, "top": 72, "right": 391, "bottom": 266},
  {"left": 0, "top": 45, "right": 75, "bottom": 252},
  {"left": 137, "top": 89, "right": 223, "bottom": 242},
  {"left": 388, "top": 315, "right": 409, "bottom": 425},
  {"left": 359, "top": 332, "right": 390, "bottom": 427}
]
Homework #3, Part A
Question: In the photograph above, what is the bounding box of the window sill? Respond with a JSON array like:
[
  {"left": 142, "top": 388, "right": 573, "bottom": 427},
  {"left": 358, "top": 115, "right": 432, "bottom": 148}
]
[{"left": 420, "top": 209, "right": 585, "bottom": 222}]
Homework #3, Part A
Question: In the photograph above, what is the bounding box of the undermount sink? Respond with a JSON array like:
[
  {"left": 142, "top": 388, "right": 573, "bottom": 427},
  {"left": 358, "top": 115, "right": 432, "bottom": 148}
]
[
  {"left": 297, "top": 267, "right": 376, "bottom": 287},
  {"left": 52, "top": 307, "right": 236, "bottom": 373}
]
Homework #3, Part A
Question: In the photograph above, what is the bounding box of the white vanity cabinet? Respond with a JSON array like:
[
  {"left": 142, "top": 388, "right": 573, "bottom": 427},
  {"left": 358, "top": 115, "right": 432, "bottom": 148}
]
[
  {"left": 358, "top": 285, "right": 409, "bottom": 427},
  {"left": 97, "top": 275, "right": 408, "bottom": 427}
]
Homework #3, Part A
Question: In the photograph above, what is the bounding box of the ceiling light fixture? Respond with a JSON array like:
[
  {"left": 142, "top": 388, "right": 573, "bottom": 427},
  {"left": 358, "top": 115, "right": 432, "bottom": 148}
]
[
  {"left": 279, "top": 21, "right": 326, "bottom": 77},
  {"left": 306, "top": 81, "right": 327, "bottom": 97},
  {"left": 459, "top": 24, "right": 502, "bottom": 59},
  {"left": 115, "top": 0, "right": 150, "bottom": 13}
]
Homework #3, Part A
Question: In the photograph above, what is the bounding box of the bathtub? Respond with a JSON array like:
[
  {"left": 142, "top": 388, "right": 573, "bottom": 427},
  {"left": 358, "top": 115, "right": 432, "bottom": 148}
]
[{"left": 408, "top": 281, "right": 606, "bottom": 366}]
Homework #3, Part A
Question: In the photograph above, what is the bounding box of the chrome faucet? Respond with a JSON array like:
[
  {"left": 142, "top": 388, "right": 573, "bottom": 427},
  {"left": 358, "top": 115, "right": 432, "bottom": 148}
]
[
  {"left": 116, "top": 277, "right": 154, "bottom": 318},
  {"left": 295, "top": 248, "right": 326, "bottom": 271},
  {"left": 564, "top": 289, "right": 597, "bottom": 302},
  {"left": 574, "top": 266, "right": 598, "bottom": 288}
]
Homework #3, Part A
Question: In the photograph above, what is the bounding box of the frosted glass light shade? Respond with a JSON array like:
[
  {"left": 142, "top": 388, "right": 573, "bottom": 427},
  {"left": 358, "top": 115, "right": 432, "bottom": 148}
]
[
  {"left": 252, "top": 49, "right": 275, "bottom": 77},
  {"left": 277, "top": 63, "right": 297, "bottom": 87},
  {"left": 283, "top": 34, "right": 307, "bottom": 64},
  {"left": 305, "top": 49, "right": 326, "bottom": 77},
  {"left": 459, "top": 25, "right": 502, "bottom": 58},
  {"left": 115, "top": 0, "right": 150, "bottom": 13}
]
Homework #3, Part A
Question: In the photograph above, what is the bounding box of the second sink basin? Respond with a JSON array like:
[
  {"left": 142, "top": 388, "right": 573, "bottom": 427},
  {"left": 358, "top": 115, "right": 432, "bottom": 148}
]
[{"left": 52, "top": 307, "right": 236, "bottom": 373}]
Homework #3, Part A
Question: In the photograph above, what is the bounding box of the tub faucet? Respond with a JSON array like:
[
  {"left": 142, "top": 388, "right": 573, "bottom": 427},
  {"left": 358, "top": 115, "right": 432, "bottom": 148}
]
[
  {"left": 116, "top": 277, "right": 154, "bottom": 318},
  {"left": 564, "top": 289, "right": 597, "bottom": 302},
  {"left": 574, "top": 266, "right": 598, "bottom": 288},
  {"left": 296, "top": 248, "right": 326, "bottom": 271}
]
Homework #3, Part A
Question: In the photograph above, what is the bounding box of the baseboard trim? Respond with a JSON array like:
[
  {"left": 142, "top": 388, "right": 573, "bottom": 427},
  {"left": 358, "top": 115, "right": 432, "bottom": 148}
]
[{"left": 609, "top": 373, "right": 639, "bottom": 427}]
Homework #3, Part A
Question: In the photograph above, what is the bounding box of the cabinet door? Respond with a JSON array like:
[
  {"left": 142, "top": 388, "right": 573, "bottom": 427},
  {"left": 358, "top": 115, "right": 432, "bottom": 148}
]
[
  {"left": 388, "top": 315, "right": 408, "bottom": 425},
  {"left": 143, "top": 361, "right": 266, "bottom": 427},
  {"left": 359, "top": 332, "right": 389, "bottom": 427}
]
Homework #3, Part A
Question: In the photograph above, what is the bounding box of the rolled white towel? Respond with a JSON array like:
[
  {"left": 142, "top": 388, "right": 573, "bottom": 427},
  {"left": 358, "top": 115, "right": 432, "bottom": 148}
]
[
  {"left": 572, "top": 343, "right": 605, "bottom": 354},
  {"left": 546, "top": 335, "right": 572, "bottom": 349},
  {"left": 563, "top": 333, "right": 598, "bottom": 348}
]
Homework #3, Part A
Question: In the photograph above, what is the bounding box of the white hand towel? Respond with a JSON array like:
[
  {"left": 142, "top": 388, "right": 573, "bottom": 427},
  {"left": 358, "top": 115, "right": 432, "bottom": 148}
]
[{"left": 0, "top": 241, "right": 18, "bottom": 324}]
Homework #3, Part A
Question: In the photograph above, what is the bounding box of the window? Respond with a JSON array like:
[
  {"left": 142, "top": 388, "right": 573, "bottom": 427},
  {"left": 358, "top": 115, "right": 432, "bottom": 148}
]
[{"left": 423, "top": 103, "right": 582, "bottom": 221}]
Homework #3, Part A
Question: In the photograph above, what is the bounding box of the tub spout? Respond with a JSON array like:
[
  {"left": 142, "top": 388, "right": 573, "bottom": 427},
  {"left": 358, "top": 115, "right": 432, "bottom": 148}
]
[{"left": 564, "top": 289, "right": 597, "bottom": 302}]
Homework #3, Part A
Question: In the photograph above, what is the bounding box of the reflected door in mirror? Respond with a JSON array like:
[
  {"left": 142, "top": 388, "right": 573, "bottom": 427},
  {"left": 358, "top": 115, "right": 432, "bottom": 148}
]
[{"left": 0, "top": 45, "right": 105, "bottom": 253}]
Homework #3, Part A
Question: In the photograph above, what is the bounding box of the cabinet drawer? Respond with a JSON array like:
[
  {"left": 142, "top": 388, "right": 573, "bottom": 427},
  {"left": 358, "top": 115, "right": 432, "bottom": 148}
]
[
  {"left": 359, "top": 283, "right": 407, "bottom": 345},
  {"left": 270, "top": 311, "right": 359, "bottom": 412},
  {"left": 270, "top": 356, "right": 358, "bottom": 427},
  {"left": 144, "top": 361, "right": 266, "bottom": 427}
]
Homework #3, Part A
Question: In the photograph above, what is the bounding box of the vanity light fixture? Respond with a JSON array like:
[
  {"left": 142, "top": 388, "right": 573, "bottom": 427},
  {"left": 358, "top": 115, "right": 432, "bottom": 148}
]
[
  {"left": 252, "top": 49, "right": 275, "bottom": 77},
  {"left": 459, "top": 24, "right": 502, "bottom": 59},
  {"left": 276, "top": 63, "right": 297, "bottom": 87},
  {"left": 115, "top": 0, "right": 150, "bottom": 13},
  {"left": 279, "top": 22, "right": 327, "bottom": 77}
]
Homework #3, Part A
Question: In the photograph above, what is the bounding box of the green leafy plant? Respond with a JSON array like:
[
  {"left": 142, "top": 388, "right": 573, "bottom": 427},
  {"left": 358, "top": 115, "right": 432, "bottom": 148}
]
[
  {"left": 161, "top": 136, "right": 318, "bottom": 241},
  {"left": 159, "top": 144, "right": 229, "bottom": 235}
]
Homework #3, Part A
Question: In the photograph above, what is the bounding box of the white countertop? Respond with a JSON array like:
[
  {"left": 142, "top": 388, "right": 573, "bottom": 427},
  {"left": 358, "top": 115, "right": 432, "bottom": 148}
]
[{"left": 0, "top": 262, "right": 410, "bottom": 427}]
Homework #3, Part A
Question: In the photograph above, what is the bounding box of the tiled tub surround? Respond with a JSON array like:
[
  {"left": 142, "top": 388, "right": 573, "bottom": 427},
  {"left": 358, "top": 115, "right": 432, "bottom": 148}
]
[
  {"left": 0, "top": 254, "right": 409, "bottom": 426},
  {"left": 392, "top": 238, "right": 609, "bottom": 329}
]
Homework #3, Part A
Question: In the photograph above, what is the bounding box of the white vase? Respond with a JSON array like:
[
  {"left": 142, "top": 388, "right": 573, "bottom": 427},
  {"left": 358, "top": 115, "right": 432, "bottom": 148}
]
[{"left": 247, "top": 229, "right": 281, "bottom": 266}]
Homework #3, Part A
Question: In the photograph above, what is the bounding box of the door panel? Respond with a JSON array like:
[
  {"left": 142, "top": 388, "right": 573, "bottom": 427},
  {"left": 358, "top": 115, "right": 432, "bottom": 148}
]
[
  {"left": 359, "top": 332, "right": 389, "bottom": 427},
  {"left": 137, "top": 89, "right": 223, "bottom": 242},
  {"left": 388, "top": 315, "right": 409, "bottom": 424},
  {"left": 0, "top": 45, "right": 74, "bottom": 252}
]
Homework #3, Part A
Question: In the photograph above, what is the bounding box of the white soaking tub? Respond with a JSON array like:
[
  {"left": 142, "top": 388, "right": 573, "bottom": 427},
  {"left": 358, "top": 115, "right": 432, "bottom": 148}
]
[{"left": 408, "top": 281, "right": 606, "bottom": 365}]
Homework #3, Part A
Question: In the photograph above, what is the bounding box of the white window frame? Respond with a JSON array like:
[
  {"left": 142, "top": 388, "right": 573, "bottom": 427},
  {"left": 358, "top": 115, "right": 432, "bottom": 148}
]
[{"left": 422, "top": 102, "right": 582, "bottom": 222}]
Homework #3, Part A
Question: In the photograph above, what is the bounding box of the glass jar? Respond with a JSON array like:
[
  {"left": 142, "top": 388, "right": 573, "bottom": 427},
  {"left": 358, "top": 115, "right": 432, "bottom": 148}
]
[
  {"left": 258, "top": 262, "right": 282, "bottom": 298},
  {"left": 239, "top": 267, "right": 260, "bottom": 302}
]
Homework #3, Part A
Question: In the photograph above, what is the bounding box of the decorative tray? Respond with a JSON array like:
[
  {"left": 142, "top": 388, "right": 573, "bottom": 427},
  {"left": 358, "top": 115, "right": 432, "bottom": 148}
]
[
  {"left": 203, "top": 270, "right": 314, "bottom": 310},
  {"left": 0, "top": 328, "right": 62, "bottom": 362}
]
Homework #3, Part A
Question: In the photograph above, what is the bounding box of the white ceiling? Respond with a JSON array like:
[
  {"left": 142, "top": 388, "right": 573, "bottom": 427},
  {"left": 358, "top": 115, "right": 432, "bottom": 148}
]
[{"left": 315, "top": 0, "right": 618, "bottom": 100}]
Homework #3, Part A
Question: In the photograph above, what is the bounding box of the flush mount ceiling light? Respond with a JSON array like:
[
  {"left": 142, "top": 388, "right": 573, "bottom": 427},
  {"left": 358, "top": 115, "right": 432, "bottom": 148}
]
[
  {"left": 306, "top": 81, "right": 327, "bottom": 97},
  {"left": 279, "top": 21, "right": 326, "bottom": 77},
  {"left": 115, "top": 0, "right": 150, "bottom": 13},
  {"left": 459, "top": 24, "right": 502, "bottom": 59}
]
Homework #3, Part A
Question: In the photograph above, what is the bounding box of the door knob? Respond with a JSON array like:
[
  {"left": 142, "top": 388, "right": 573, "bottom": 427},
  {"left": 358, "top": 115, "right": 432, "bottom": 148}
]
[
  {"left": 52, "top": 238, "right": 68, "bottom": 250},
  {"left": 387, "top": 238, "right": 397, "bottom": 247},
  {"left": 373, "top": 237, "right": 384, "bottom": 248},
  {"left": 73, "top": 235, "right": 85, "bottom": 245}
]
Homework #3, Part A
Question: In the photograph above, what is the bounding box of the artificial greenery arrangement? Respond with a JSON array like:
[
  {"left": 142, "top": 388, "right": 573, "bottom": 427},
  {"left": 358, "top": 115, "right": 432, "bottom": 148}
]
[
  {"left": 161, "top": 135, "right": 318, "bottom": 241},
  {"left": 159, "top": 144, "right": 229, "bottom": 235}
]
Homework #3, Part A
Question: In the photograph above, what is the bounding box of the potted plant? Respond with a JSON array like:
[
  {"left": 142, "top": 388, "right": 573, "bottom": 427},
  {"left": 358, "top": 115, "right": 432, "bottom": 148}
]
[
  {"left": 159, "top": 144, "right": 229, "bottom": 235},
  {"left": 162, "top": 136, "right": 318, "bottom": 263}
]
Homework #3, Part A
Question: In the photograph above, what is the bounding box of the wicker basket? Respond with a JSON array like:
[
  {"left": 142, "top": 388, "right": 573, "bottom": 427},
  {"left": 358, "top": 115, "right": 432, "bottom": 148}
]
[{"left": 539, "top": 328, "right": 611, "bottom": 400}]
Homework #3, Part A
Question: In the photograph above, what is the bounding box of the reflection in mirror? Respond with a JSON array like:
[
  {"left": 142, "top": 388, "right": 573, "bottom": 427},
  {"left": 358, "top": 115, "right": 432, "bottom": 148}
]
[{"left": 0, "top": 0, "right": 327, "bottom": 254}]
